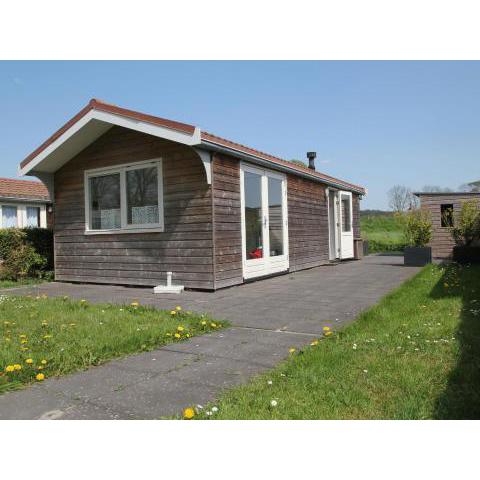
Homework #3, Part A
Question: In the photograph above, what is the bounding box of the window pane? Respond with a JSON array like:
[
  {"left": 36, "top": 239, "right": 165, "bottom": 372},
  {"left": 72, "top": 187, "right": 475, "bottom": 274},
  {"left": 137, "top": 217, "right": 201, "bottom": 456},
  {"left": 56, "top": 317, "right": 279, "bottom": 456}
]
[
  {"left": 26, "top": 207, "right": 40, "bottom": 227},
  {"left": 244, "top": 171, "right": 263, "bottom": 260},
  {"left": 126, "top": 167, "right": 159, "bottom": 225},
  {"left": 89, "top": 174, "right": 121, "bottom": 230},
  {"left": 341, "top": 195, "right": 351, "bottom": 232},
  {"left": 441, "top": 204, "right": 454, "bottom": 227},
  {"left": 268, "top": 177, "right": 283, "bottom": 256},
  {"left": 2, "top": 206, "right": 18, "bottom": 228}
]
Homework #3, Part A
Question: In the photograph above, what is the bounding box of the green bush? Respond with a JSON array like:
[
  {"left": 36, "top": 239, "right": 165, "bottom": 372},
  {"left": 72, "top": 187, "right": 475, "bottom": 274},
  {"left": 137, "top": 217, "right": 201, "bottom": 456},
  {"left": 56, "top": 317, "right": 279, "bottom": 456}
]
[
  {"left": 0, "top": 228, "right": 53, "bottom": 280},
  {"left": 401, "top": 209, "right": 432, "bottom": 247},
  {"left": 450, "top": 200, "right": 480, "bottom": 246}
]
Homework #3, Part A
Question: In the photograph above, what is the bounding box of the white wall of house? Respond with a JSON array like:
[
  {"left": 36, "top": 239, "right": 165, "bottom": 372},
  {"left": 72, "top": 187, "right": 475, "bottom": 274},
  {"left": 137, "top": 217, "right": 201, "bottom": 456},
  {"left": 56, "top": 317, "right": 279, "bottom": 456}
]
[{"left": 0, "top": 202, "right": 47, "bottom": 228}]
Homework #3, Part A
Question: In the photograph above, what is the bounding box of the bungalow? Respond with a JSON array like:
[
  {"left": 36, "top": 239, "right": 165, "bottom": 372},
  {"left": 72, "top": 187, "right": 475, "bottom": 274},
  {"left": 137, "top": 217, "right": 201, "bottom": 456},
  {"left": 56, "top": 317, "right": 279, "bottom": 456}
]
[
  {"left": 19, "top": 99, "right": 366, "bottom": 291},
  {"left": 0, "top": 178, "right": 51, "bottom": 228}
]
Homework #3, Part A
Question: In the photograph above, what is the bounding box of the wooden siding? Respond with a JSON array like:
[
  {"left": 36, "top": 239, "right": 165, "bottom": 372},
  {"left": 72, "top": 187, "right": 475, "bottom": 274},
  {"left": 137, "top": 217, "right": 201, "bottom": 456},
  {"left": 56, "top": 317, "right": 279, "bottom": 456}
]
[
  {"left": 211, "top": 154, "right": 243, "bottom": 289},
  {"left": 352, "top": 193, "right": 361, "bottom": 238},
  {"left": 419, "top": 193, "right": 480, "bottom": 258},
  {"left": 54, "top": 126, "right": 215, "bottom": 289},
  {"left": 287, "top": 175, "right": 330, "bottom": 271}
]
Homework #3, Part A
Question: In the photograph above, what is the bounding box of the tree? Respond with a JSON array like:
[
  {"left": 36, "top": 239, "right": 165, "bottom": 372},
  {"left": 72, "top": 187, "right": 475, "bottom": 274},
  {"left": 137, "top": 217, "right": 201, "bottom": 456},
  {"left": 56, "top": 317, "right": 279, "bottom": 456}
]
[
  {"left": 459, "top": 181, "right": 480, "bottom": 193},
  {"left": 387, "top": 185, "right": 417, "bottom": 212},
  {"left": 289, "top": 159, "right": 307, "bottom": 167},
  {"left": 421, "top": 185, "right": 453, "bottom": 193}
]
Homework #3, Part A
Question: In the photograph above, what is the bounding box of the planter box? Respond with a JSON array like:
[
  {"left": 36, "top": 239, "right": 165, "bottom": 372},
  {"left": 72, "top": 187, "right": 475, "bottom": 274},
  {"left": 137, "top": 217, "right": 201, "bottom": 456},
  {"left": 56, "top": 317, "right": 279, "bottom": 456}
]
[
  {"left": 404, "top": 246, "right": 432, "bottom": 266},
  {"left": 453, "top": 246, "right": 480, "bottom": 264}
]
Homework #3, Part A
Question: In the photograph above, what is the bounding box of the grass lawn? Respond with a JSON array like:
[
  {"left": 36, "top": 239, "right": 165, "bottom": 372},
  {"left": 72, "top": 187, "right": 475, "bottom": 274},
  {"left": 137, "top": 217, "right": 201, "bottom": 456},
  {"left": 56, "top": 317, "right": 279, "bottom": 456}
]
[
  {"left": 361, "top": 213, "right": 406, "bottom": 253},
  {"left": 0, "top": 295, "right": 224, "bottom": 394},
  {"left": 0, "top": 278, "right": 47, "bottom": 289},
  {"left": 194, "top": 263, "right": 480, "bottom": 420}
]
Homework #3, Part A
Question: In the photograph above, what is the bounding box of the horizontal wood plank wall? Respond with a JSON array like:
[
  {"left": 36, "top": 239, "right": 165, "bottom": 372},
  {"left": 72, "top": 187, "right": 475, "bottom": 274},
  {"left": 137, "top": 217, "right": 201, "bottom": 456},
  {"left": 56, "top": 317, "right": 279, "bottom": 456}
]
[
  {"left": 352, "top": 193, "right": 361, "bottom": 238},
  {"left": 420, "top": 194, "right": 480, "bottom": 258},
  {"left": 212, "top": 154, "right": 243, "bottom": 288},
  {"left": 287, "top": 175, "right": 330, "bottom": 271},
  {"left": 54, "top": 126, "right": 215, "bottom": 289}
]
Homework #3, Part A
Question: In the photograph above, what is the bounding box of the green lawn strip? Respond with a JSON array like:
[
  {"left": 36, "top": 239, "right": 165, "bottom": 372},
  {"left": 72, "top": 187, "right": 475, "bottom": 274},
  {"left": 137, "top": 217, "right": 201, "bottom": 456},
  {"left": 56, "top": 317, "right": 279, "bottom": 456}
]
[
  {"left": 0, "top": 295, "right": 226, "bottom": 394},
  {"left": 361, "top": 213, "right": 406, "bottom": 253},
  {"left": 0, "top": 278, "right": 47, "bottom": 289},
  {"left": 192, "top": 264, "right": 479, "bottom": 420}
]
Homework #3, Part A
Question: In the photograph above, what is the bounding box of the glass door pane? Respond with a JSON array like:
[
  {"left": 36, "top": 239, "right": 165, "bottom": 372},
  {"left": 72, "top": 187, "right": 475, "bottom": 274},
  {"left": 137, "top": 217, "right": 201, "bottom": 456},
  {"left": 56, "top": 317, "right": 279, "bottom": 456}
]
[
  {"left": 268, "top": 177, "right": 284, "bottom": 256},
  {"left": 244, "top": 171, "right": 263, "bottom": 260}
]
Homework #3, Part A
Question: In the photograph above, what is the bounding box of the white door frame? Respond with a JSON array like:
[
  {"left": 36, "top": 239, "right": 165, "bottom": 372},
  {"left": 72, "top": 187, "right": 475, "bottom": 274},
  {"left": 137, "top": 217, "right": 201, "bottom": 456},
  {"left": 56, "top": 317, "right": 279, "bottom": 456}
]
[
  {"left": 327, "top": 189, "right": 340, "bottom": 260},
  {"left": 338, "top": 190, "right": 354, "bottom": 259},
  {"left": 240, "top": 163, "right": 289, "bottom": 279}
]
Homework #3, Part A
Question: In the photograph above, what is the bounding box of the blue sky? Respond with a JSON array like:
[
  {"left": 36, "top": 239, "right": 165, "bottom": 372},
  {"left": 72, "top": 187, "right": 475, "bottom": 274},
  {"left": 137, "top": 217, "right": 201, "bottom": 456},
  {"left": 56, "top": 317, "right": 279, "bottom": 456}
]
[{"left": 1, "top": 61, "right": 479, "bottom": 209}]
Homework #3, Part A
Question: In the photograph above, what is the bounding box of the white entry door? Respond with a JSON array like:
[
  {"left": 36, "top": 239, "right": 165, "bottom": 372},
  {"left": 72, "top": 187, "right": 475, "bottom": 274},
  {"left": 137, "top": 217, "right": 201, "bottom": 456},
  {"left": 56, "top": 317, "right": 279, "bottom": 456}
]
[
  {"left": 338, "top": 190, "right": 354, "bottom": 259},
  {"left": 240, "top": 164, "right": 289, "bottom": 279}
]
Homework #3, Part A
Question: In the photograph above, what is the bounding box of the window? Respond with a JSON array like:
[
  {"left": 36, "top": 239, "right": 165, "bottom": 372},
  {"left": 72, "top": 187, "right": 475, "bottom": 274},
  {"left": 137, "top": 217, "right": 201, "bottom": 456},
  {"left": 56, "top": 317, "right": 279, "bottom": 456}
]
[
  {"left": 341, "top": 194, "right": 351, "bottom": 232},
  {"left": 2, "top": 206, "right": 18, "bottom": 228},
  {"left": 85, "top": 159, "right": 163, "bottom": 233},
  {"left": 441, "top": 204, "right": 454, "bottom": 227},
  {"left": 26, "top": 206, "right": 41, "bottom": 227}
]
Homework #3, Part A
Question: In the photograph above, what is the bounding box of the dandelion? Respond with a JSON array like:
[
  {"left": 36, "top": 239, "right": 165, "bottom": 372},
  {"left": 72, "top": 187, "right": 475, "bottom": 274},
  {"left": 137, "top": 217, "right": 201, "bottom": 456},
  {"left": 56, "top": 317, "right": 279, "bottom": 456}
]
[
  {"left": 183, "top": 407, "right": 195, "bottom": 419},
  {"left": 43, "top": 334, "right": 52, "bottom": 339},
  {"left": 289, "top": 347, "right": 296, "bottom": 354},
  {"left": 211, "top": 406, "right": 218, "bottom": 413},
  {"left": 69, "top": 323, "right": 76, "bottom": 327},
  {"left": 170, "top": 310, "right": 177, "bottom": 315},
  {"left": 322, "top": 326, "right": 331, "bottom": 332},
  {"left": 174, "top": 333, "right": 181, "bottom": 339},
  {"left": 363, "top": 369, "right": 368, "bottom": 373},
  {"left": 20, "top": 339, "right": 28, "bottom": 344},
  {"left": 177, "top": 326, "right": 185, "bottom": 332},
  {"left": 210, "top": 322, "right": 217, "bottom": 328},
  {"left": 80, "top": 299, "right": 87, "bottom": 303},
  {"left": 176, "top": 306, "right": 182, "bottom": 311},
  {"left": 5, "top": 365, "right": 14, "bottom": 372},
  {"left": 130, "top": 301, "right": 139, "bottom": 307},
  {"left": 206, "top": 411, "right": 213, "bottom": 416},
  {"left": 324, "top": 331, "right": 333, "bottom": 337},
  {"left": 13, "top": 364, "right": 22, "bottom": 371},
  {"left": 19, "top": 334, "right": 27, "bottom": 338},
  {"left": 25, "top": 358, "right": 33, "bottom": 364},
  {"left": 310, "top": 339, "right": 319, "bottom": 346},
  {"left": 267, "top": 380, "right": 273, "bottom": 385},
  {"left": 270, "top": 400, "right": 278, "bottom": 407},
  {"left": 353, "top": 343, "right": 357, "bottom": 350},
  {"left": 40, "top": 359, "right": 47, "bottom": 365},
  {"left": 201, "top": 320, "right": 207, "bottom": 326},
  {"left": 35, "top": 373, "right": 45, "bottom": 381}
]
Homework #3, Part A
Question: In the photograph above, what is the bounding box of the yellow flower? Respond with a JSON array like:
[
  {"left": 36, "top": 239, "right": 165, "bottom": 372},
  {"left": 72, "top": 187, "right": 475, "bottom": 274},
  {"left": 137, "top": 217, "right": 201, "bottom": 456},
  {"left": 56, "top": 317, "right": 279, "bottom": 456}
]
[
  {"left": 322, "top": 326, "right": 331, "bottom": 332},
  {"left": 174, "top": 333, "right": 181, "bottom": 339},
  {"left": 210, "top": 322, "right": 217, "bottom": 328},
  {"left": 69, "top": 323, "right": 76, "bottom": 326},
  {"left": 183, "top": 407, "right": 195, "bottom": 420},
  {"left": 130, "top": 301, "right": 139, "bottom": 307},
  {"left": 80, "top": 299, "right": 87, "bottom": 303},
  {"left": 289, "top": 347, "right": 296, "bottom": 354},
  {"left": 43, "top": 334, "right": 52, "bottom": 339},
  {"left": 310, "top": 340, "right": 319, "bottom": 346},
  {"left": 41, "top": 359, "right": 47, "bottom": 365},
  {"left": 170, "top": 310, "right": 177, "bottom": 315},
  {"left": 41, "top": 321, "right": 48, "bottom": 326},
  {"left": 25, "top": 358, "right": 33, "bottom": 364},
  {"left": 3, "top": 321, "right": 9, "bottom": 325},
  {"left": 19, "top": 334, "right": 27, "bottom": 338},
  {"left": 20, "top": 347, "right": 28, "bottom": 351},
  {"left": 13, "top": 364, "right": 22, "bottom": 371},
  {"left": 177, "top": 326, "right": 184, "bottom": 332},
  {"left": 36, "top": 373, "right": 45, "bottom": 381},
  {"left": 444, "top": 283, "right": 449, "bottom": 288},
  {"left": 5, "top": 365, "right": 14, "bottom": 373},
  {"left": 175, "top": 306, "right": 182, "bottom": 311},
  {"left": 324, "top": 331, "right": 333, "bottom": 337},
  {"left": 37, "top": 366, "right": 44, "bottom": 371},
  {"left": 21, "top": 339, "right": 28, "bottom": 344},
  {"left": 201, "top": 320, "right": 207, "bottom": 326}
]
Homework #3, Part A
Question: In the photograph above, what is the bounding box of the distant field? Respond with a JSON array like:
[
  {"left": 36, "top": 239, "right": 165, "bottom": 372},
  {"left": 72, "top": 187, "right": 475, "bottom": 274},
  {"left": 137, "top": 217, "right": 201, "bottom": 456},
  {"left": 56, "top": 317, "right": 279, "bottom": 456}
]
[{"left": 360, "top": 212, "right": 406, "bottom": 253}]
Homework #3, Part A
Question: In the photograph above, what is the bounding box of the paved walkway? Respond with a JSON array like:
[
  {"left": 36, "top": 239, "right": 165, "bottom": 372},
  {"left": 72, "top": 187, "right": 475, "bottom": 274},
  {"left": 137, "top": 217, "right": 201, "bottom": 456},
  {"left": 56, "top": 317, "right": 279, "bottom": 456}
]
[{"left": 0, "top": 255, "right": 420, "bottom": 419}]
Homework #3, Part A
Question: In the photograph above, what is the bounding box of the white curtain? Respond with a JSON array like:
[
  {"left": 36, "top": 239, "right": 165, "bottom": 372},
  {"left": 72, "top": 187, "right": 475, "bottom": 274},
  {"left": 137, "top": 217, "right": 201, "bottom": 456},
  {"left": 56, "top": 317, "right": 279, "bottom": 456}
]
[
  {"left": 26, "top": 207, "right": 40, "bottom": 227},
  {"left": 2, "top": 206, "right": 18, "bottom": 228}
]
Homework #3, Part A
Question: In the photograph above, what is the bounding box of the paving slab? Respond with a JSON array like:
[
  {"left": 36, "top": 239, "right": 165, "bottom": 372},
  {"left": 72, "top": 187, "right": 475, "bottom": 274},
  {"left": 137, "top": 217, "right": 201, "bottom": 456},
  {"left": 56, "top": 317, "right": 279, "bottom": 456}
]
[{"left": 0, "top": 255, "right": 421, "bottom": 419}]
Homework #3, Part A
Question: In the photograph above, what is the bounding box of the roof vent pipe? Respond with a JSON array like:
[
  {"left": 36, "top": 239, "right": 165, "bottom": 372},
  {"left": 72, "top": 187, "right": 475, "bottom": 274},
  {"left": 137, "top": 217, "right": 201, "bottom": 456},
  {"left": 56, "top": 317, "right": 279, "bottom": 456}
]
[{"left": 306, "top": 152, "right": 316, "bottom": 170}]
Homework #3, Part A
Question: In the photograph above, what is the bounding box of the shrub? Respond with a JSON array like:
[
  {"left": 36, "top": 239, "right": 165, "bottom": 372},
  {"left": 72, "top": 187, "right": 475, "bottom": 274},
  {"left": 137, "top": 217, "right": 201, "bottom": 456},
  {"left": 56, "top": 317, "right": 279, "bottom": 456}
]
[
  {"left": 450, "top": 200, "right": 480, "bottom": 246},
  {"left": 401, "top": 209, "right": 432, "bottom": 247},
  {"left": 0, "top": 229, "right": 26, "bottom": 260},
  {"left": 23, "top": 228, "right": 54, "bottom": 270},
  {"left": 0, "top": 244, "right": 46, "bottom": 280}
]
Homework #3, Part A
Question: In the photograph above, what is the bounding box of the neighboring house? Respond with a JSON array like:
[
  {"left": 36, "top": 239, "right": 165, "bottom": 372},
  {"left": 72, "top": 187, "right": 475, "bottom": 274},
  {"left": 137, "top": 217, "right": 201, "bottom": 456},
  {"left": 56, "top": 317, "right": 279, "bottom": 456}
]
[
  {"left": 18, "top": 99, "right": 365, "bottom": 290},
  {"left": 414, "top": 191, "right": 480, "bottom": 258},
  {"left": 0, "top": 178, "right": 51, "bottom": 229}
]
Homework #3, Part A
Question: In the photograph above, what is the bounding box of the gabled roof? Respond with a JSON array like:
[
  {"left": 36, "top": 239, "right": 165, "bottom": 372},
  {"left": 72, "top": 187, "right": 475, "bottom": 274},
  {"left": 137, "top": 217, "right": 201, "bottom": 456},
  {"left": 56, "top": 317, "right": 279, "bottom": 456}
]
[
  {"left": 19, "top": 99, "right": 365, "bottom": 195},
  {"left": 0, "top": 178, "right": 50, "bottom": 201}
]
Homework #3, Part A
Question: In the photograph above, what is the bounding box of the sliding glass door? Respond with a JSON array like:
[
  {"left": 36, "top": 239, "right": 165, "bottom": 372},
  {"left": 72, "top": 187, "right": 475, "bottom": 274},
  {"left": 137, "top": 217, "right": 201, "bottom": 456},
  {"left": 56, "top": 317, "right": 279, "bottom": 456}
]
[{"left": 241, "top": 164, "right": 288, "bottom": 279}]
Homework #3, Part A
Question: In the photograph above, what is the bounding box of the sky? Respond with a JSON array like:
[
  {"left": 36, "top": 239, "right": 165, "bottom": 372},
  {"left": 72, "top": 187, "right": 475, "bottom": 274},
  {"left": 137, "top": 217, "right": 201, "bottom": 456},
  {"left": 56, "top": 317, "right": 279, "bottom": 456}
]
[{"left": 1, "top": 61, "right": 479, "bottom": 210}]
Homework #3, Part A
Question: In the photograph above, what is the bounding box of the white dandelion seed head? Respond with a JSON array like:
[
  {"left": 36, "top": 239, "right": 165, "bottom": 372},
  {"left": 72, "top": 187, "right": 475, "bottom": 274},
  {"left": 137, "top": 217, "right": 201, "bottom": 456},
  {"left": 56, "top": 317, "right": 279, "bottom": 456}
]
[
  {"left": 270, "top": 400, "right": 278, "bottom": 407},
  {"left": 211, "top": 406, "right": 218, "bottom": 413},
  {"left": 267, "top": 380, "right": 273, "bottom": 385}
]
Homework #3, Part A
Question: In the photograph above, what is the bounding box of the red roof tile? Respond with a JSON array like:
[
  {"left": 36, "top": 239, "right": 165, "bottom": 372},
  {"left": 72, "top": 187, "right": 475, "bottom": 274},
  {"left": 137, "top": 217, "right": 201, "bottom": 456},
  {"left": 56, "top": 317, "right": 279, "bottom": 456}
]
[
  {"left": 0, "top": 178, "right": 50, "bottom": 201},
  {"left": 20, "top": 99, "right": 365, "bottom": 194}
]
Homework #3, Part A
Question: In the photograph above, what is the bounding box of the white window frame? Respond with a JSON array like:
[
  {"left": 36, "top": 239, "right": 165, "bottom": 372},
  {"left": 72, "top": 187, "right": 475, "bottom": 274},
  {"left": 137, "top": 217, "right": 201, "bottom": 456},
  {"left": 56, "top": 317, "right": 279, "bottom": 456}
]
[
  {"left": 24, "top": 205, "right": 46, "bottom": 228},
  {"left": 84, "top": 158, "right": 164, "bottom": 235},
  {"left": 0, "top": 204, "right": 19, "bottom": 228}
]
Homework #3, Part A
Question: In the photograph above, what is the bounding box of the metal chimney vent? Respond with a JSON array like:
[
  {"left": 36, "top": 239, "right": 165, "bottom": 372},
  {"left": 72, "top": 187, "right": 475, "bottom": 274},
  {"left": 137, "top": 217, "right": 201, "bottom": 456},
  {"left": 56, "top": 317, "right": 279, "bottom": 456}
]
[{"left": 306, "top": 151, "right": 316, "bottom": 170}]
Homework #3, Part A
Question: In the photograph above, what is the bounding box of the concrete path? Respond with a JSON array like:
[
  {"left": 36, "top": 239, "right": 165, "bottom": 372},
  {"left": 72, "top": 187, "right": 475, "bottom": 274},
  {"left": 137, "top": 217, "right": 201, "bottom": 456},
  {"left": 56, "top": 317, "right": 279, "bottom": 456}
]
[{"left": 0, "top": 255, "right": 420, "bottom": 419}]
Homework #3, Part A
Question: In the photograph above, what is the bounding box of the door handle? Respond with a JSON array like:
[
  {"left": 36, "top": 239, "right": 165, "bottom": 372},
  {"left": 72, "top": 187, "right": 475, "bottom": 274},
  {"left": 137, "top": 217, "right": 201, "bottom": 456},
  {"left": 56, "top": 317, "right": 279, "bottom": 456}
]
[{"left": 263, "top": 216, "right": 267, "bottom": 227}]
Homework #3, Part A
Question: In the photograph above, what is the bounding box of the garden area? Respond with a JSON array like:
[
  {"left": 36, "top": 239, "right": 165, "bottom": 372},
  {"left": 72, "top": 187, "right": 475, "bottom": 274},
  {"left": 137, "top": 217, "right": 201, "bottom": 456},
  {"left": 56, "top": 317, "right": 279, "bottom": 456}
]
[
  {"left": 360, "top": 212, "right": 406, "bottom": 253},
  {"left": 0, "top": 296, "right": 224, "bottom": 394},
  {"left": 192, "top": 262, "right": 480, "bottom": 419}
]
